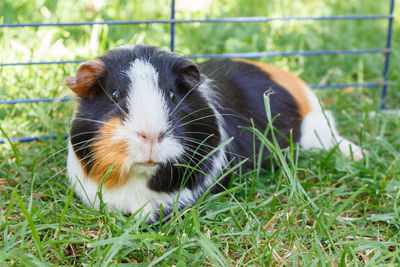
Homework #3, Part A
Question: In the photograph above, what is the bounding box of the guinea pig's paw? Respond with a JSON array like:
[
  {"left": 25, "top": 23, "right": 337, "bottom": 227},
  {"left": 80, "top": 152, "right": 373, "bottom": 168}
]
[
  {"left": 351, "top": 148, "right": 367, "bottom": 162},
  {"left": 338, "top": 138, "right": 367, "bottom": 162}
]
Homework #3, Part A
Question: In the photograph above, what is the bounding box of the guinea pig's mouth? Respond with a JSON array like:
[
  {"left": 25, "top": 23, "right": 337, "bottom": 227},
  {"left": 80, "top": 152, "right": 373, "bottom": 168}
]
[{"left": 137, "top": 161, "right": 159, "bottom": 167}]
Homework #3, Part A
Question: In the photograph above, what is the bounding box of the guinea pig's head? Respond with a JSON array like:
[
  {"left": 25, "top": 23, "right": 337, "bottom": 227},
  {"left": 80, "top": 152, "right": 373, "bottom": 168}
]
[{"left": 66, "top": 45, "right": 221, "bottom": 190}]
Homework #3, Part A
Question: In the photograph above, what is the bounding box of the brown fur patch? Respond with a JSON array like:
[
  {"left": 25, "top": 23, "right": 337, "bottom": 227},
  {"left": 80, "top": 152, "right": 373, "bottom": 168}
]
[
  {"left": 65, "top": 59, "right": 105, "bottom": 97},
  {"left": 85, "top": 118, "right": 130, "bottom": 189},
  {"left": 234, "top": 59, "right": 311, "bottom": 118}
]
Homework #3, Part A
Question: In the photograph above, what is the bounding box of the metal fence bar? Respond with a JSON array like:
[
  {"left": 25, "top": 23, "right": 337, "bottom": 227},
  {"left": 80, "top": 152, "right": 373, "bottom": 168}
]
[
  {"left": 0, "top": 15, "right": 392, "bottom": 28},
  {"left": 188, "top": 49, "right": 388, "bottom": 59},
  {"left": 380, "top": 0, "right": 395, "bottom": 109},
  {"left": 311, "top": 82, "right": 386, "bottom": 89},
  {"left": 0, "top": 98, "right": 72, "bottom": 105},
  {"left": 0, "top": 48, "right": 389, "bottom": 67},
  {"left": 0, "top": 60, "right": 84, "bottom": 67},
  {"left": 170, "top": 0, "right": 176, "bottom": 51},
  {"left": 0, "top": 135, "right": 68, "bottom": 144}
]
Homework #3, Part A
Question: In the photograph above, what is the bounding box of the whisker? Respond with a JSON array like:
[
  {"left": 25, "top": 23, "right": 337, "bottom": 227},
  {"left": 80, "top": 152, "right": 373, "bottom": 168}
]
[
  {"left": 78, "top": 142, "right": 126, "bottom": 171},
  {"left": 38, "top": 135, "right": 104, "bottom": 166},
  {"left": 179, "top": 113, "right": 249, "bottom": 128},
  {"left": 170, "top": 85, "right": 199, "bottom": 116},
  {"left": 97, "top": 79, "right": 129, "bottom": 117},
  {"left": 172, "top": 105, "right": 249, "bottom": 126},
  {"left": 173, "top": 134, "right": 241, "bottom": 159},
  {"left": 181, "top": 140, "right": 241, "bottom": 160},
  {"left": 72, "top": 117, "right": 122, "bottom": 127},
  {"left": 179, "top": 147, "right": 214, "bottom": 174}
]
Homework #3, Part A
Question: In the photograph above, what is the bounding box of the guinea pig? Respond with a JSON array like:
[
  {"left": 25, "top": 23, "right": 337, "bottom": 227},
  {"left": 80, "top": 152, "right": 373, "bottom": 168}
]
[{"left": 65, "top": 44, "right": 364, "bottom": 222}]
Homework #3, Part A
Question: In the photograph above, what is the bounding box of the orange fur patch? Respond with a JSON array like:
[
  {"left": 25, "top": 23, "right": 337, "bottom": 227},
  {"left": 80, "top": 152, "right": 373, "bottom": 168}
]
[
  {"left": 84, "top": 118, "right": 130, "bottom": 189},
  {"left": 233, "top": 59, "right": 311, "bottom": 118}
]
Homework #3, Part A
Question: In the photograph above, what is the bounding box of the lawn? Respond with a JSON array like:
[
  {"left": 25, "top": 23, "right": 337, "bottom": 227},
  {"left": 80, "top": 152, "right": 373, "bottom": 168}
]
[{"left": 0, "top": 0, "right": 399, "bottom": 265}]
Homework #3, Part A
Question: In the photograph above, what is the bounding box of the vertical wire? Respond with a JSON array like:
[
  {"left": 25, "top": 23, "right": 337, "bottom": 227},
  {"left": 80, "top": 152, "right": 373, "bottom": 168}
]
[
  {"left": 380, "top": 0, "right": 395, "bottom": 109},
  {"left": 170, "top": 0, "right": 176, "bottom": 51}
]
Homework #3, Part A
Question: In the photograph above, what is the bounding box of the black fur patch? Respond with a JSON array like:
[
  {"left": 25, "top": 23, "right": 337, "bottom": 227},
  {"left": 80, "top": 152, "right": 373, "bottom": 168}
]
[{"left": 198, "top": 59, "right": 303, "bottom": 190}]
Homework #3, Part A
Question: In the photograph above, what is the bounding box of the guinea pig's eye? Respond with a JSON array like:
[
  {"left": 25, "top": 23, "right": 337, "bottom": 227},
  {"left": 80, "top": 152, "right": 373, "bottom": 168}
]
[
  {"left": 111, "top": 90, "right": 120, "bottom": 103},
  {"left": 169, "top": 91, "right": 175, "bottom": 100}
]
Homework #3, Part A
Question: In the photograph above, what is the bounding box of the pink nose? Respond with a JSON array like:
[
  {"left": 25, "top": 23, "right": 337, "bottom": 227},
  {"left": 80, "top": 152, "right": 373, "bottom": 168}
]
[{"left": 138, "top": 131, "right": 164, "bottom": 143}]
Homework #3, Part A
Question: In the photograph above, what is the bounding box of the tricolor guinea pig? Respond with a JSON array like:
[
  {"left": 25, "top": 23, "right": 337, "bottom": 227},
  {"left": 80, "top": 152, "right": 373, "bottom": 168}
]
[{"left": 66, "top": 44, "right": 363, "bottom": 222}]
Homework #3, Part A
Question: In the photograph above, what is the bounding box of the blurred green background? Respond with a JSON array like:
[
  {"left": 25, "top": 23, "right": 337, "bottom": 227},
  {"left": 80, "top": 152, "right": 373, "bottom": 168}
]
[{"left": 0, "top": 0, "right": 399, "bottom": 141}]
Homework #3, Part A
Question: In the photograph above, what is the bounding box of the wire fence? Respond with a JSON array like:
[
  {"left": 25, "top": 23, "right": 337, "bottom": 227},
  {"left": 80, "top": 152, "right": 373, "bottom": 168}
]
[{"left": 0, "top": 0, "right": 396, "bottom": 143}]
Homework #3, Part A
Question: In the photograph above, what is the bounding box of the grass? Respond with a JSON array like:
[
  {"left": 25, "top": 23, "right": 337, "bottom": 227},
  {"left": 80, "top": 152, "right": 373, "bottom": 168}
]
[{"left": 1, "top": 0, "right": 399, "bottom": 265}]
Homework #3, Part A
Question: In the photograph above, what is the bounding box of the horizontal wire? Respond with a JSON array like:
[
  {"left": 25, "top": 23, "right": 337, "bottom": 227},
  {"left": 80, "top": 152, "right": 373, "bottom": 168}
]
[
  {"left": 0, "top": 14, "right": 393, "bottom": 28},
  {"left": 0, "top": 97, "right": 72, "bottom": 105},
  {"left": 0, "top": 48, "right": 389, "bottom": 67},
  {"left": 0, "top": 60, "right": 84, "bottom": 67},
  {"left": 0, "top": 135, "right": 68, "bottom": 144},
  {"left": 188, "top": 49, "right": 389, "bottom": 59},
  {"left": 311, "top": 82, "right": 387, "bottom": 89}
]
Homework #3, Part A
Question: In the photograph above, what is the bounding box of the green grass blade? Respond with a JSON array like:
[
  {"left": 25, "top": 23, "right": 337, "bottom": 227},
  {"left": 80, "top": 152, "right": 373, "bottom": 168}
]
[{"left": 15, "top": 193, "right": 43, "bottom": 260}]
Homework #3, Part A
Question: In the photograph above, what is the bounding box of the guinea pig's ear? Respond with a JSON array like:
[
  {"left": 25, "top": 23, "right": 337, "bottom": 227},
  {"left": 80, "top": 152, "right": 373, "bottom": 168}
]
[
  {"left": 174, "top": 61, "right": 201, "bottom": 89},
  {"left": 65, "top": 59, "right": 105, "bottom": 97}
]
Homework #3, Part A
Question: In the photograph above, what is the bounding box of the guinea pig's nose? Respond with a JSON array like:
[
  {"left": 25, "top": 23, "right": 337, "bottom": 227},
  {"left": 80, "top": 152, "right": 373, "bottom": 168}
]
[{"left": 137, "top": 131, "right": 164, "bottom": 144}]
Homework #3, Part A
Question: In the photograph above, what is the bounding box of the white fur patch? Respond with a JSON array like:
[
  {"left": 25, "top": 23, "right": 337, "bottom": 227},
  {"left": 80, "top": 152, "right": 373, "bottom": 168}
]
[
  {"left": 126, "top": 59, "right": 170, "bottom": 133},
  {"left": 114, "top": 59, "right": 184, "bottom": 166},
  {"left": 196, "top": 80, "right": 229, "bottom": 192},
  {"left": 299, "top": 84, "right": 364, "bottom": 161}
]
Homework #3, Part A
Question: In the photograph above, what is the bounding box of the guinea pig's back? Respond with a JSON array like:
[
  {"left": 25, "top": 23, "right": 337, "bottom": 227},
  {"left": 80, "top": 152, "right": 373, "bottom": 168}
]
[{"left": 198, "top": 59, "right": 310, "bottom": 165}]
